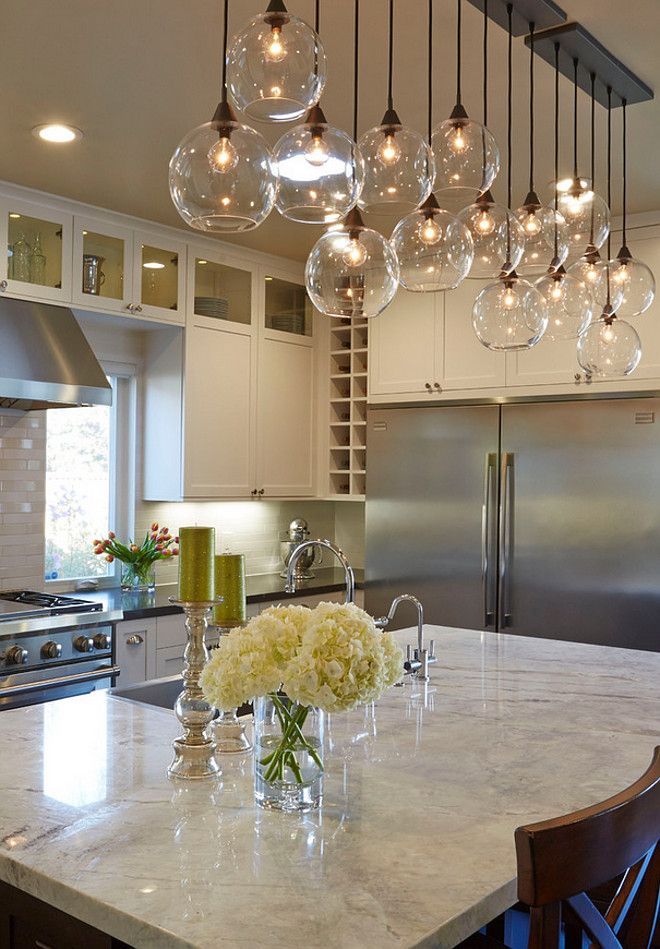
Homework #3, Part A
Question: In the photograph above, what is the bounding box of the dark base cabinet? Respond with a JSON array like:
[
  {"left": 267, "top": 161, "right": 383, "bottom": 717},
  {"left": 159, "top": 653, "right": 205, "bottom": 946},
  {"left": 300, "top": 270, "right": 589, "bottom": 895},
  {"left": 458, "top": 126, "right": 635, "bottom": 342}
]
[{"left": 0, "top": 881, "right": 134, "bottom": 949}]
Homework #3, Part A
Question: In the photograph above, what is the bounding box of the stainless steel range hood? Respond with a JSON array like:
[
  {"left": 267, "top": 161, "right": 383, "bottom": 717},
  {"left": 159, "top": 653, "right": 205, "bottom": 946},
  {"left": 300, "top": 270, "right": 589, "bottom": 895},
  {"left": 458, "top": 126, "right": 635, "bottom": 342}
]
[{"left": 0, "top": 297, "right": 112, "bottom": 410}]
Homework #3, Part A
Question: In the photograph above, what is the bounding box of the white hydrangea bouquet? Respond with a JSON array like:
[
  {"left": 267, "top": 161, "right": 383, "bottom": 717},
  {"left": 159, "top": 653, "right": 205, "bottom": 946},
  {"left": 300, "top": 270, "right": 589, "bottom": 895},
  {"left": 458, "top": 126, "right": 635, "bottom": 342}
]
[{"left": 200, "top": 601, "right": 402, "bottom": 810}]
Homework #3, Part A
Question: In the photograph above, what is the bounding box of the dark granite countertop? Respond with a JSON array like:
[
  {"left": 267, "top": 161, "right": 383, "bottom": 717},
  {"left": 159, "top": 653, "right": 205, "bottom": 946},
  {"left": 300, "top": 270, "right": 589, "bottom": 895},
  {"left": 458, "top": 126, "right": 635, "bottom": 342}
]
[{"left": 94, "top": 567, "right": 365, "bottom": 621}]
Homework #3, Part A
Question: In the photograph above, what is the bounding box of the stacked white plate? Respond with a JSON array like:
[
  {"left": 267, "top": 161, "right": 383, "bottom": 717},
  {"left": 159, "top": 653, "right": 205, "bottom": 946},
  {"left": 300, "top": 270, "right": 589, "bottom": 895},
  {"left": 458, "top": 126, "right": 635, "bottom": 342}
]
[{"left": 194, "top": 296, "right": 229, "bottom": 320}]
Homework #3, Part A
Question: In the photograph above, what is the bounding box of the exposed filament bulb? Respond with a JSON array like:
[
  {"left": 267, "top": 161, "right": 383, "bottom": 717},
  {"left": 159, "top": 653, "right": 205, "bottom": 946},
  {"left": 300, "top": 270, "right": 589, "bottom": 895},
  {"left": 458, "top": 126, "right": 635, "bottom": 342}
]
[
  {"left": 304, "top": 133, "right": 330, "bottom": 167},
  {"left": 522, "top": 212, "right": 542, "bottom": 236},
  {"left": 419, "top": 215, "right": 441, "bottom": 246},
  {"left": 449, "top": 123, "right": 467, "bottom": 153},
  {"left": 501, "top": 283, "right": 519, "bottom": 310},
  {"left": 602, "top": 322, "right": 616, "bottom": 343},
  {"left": 550, "top": 278, "right": 564, "bottom": 301},
  {"left": 208, "top": 136, "right": 238, "bottom": 173},
  {"left": 476, "top": 209, "right": 496, "bottom": 235},
  {"left": 264, "top": 25, "right": 287, "bottom": 63},
  {"left": 342, "top": 236, "right": 368, "bottom": 267},
  {"left": 377, "top": 132, "right": 401, "bottom": 166}
]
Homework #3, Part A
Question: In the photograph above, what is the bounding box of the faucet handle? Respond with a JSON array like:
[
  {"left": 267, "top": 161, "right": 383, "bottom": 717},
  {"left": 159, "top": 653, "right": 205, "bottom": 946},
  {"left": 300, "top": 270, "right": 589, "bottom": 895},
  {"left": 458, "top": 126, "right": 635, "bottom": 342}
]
[{"left": 428, "top": 639, "right": 436, "bottom": 660}]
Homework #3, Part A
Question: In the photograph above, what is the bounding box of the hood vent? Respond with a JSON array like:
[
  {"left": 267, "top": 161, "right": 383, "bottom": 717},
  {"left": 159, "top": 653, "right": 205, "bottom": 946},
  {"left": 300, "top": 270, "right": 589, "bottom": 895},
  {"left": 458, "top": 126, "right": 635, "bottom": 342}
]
[{"left": 0, "top": 297, "right": 112, "bottom": 411}]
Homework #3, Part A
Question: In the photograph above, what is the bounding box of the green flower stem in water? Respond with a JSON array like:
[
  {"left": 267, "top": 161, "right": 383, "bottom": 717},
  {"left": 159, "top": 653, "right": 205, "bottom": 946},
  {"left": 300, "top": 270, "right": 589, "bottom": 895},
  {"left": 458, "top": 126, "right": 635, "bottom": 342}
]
[{"left": 260, "top": 693, "right": 324, "bottom": 783}]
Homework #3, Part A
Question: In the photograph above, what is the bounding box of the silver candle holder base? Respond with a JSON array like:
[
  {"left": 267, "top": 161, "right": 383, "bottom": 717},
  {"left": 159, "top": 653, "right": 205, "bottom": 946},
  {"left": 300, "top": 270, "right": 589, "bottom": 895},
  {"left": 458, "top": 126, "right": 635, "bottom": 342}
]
[
  {"left": 210, "top": 624, "right": 253, "bottom": 755},
  {"left": 168, "top": 598, "right": 221, "bottom": 781}
]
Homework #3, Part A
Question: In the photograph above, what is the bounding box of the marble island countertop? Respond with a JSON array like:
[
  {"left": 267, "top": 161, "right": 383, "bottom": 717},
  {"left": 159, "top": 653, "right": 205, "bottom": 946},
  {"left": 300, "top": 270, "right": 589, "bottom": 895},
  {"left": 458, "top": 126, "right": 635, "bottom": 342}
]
[{"left": 0, "top": 627, "right": 658, "bottom": 949}]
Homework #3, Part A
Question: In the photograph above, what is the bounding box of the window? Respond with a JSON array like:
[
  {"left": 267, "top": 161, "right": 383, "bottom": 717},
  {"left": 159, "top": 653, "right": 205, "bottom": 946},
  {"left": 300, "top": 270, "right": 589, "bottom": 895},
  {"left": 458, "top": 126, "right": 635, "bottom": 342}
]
[{"left": 45, "top": 370, "right": 135, "bottom": 586}]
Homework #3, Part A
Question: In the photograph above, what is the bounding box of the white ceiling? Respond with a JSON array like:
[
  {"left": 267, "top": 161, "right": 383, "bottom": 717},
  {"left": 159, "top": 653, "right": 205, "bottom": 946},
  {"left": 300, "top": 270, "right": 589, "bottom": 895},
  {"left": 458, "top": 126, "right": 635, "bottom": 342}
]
[{"left": 1, "top": 0, "right": 657, "bottom": 262}]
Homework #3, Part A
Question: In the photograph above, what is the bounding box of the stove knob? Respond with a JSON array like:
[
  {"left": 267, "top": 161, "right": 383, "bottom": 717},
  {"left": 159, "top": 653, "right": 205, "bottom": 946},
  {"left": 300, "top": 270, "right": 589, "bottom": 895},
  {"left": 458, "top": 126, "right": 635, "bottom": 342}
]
[
  {"left": 5, "top": 645, "right": 28, "bottom": 665},
  {"left": 93, "top": 633, "right": 111, "bottom": 651},
  {"left": 73, "top": 635, "right": 94, "bottom": 653},
  {"left": 41, "top": 641, "right": 63, "bottom": 660}
]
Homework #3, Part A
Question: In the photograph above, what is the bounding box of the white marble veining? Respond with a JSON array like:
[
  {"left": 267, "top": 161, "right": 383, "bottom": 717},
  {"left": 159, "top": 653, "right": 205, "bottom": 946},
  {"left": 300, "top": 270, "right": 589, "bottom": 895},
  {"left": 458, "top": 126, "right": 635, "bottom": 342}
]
[{"left": 0, "top": 627, "right": 658, "bottom": 949}]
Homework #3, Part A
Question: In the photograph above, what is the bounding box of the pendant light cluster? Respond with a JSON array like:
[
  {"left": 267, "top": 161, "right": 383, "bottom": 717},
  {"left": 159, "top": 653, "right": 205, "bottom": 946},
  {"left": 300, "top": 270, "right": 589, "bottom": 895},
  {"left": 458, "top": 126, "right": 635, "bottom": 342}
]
[{"left": 169, "top": 0, "right": 654, "bottom": 378}]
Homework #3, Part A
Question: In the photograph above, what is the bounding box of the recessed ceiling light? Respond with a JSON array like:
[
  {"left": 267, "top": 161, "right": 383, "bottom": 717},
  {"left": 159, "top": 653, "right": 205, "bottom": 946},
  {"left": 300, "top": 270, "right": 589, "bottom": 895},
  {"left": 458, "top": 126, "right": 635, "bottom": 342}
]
[
  {"left": 198, "top": 259, "right": 208, "bottom": 265},
  {"left": 32, "top": 123, "right": 82, "bottom": 143},
  {"left": 9, "top": 213, "right": 21, "bottom": 219},
  {"left": 143, "top": 261, "right": 165, "bottom": 270},
  {"left": 265, "top": 275, "right": 273, "bottom": 281}
]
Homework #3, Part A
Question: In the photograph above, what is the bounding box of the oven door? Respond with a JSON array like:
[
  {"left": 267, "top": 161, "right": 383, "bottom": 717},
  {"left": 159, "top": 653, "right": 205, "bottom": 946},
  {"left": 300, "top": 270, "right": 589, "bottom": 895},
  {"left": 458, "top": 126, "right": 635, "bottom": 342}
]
[{"left": 0, "top": 662, "right": 121, "bottom": 711}]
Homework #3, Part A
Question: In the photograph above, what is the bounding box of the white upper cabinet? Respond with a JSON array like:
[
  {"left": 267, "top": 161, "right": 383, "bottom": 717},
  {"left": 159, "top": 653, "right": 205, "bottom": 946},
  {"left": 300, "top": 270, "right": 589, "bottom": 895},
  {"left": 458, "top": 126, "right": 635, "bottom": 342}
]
[
  {"left": 442, "top": 278, "right": 506, "bottom": 391},
  {"left": 369, "top": 288, "right": 438, "bottom": 397},
  {"left": 0, "top": 196, "right": 72, "bottom": 304},
  {"left": 616, "top": 224, "right": 660, "bottom": 381},
  {"left": 132, "top": 231, "right": 186, "bottom": 323}
]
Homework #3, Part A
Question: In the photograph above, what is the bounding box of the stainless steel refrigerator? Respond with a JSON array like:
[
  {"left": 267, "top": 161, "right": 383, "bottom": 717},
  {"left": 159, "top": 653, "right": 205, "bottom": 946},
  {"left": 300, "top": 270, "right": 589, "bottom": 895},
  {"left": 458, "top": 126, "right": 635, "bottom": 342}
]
[{"left": 365, "top": 398, "right": 660, "bottom": 652}]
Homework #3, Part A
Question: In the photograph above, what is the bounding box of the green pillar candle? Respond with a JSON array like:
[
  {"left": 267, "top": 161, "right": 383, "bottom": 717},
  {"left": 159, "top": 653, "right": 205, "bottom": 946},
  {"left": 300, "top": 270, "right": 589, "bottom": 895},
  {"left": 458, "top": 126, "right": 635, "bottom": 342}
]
[
  {"left": 213, "top": 553, "right": 247, "bottom": 627},
  {"left": 177, "top": 527, "right": 215, "bottom": 602}
]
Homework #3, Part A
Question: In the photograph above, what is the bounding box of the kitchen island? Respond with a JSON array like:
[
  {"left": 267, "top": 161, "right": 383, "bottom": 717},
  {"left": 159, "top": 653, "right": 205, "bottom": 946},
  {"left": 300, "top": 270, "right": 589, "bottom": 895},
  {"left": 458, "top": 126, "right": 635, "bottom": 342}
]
[{"left": 0, "top": 627, "right": 657, "bottom": 949}]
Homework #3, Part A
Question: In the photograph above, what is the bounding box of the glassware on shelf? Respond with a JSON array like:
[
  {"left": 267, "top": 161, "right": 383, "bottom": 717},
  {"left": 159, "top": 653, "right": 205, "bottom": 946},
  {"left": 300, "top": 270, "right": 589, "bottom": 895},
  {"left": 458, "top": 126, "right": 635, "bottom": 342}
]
[
  {"left": 30, "top": 232, "right": 46, "bottom": 284},
  {"left": 12, "top": 232, "right": 31, "bottom": 283},
  {"left": 82, "top": 254, "right": 106, "bottom": 295}
]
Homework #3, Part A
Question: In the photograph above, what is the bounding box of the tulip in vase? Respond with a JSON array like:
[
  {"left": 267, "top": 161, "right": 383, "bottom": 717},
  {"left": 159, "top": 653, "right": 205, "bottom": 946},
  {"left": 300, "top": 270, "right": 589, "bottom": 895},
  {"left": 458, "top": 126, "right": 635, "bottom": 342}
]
[{"left": 92, "top": 523, "right": 179, "bottom": 592}]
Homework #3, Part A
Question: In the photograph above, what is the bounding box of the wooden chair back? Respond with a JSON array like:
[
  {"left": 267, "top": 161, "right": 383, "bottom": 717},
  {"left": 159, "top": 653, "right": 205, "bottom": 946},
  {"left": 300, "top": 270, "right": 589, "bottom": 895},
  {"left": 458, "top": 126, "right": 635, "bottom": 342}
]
[{"left": 514, "top": 746, "right": 660, "bottom": 949}]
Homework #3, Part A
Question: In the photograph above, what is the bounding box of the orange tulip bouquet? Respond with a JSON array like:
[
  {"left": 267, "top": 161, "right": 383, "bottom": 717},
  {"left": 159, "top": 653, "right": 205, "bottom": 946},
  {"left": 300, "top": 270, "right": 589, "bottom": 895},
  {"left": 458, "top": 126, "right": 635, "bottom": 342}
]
[{"left": 92, "top": 523, "right": 179, "bottom": 592}]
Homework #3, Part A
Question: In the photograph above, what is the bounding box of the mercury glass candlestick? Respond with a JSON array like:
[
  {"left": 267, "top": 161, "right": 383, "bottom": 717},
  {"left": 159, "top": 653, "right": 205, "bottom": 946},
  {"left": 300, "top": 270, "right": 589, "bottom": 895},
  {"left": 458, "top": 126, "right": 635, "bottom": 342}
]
[{"left": 168, "top": 597, "right": 221, "bottom": 780}]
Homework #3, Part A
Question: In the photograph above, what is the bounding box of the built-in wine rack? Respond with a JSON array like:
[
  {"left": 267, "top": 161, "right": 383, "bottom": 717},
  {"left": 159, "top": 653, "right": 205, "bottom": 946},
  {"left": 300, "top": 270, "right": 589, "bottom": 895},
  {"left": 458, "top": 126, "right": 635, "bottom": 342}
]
[{"left": 328, "top": 317, "right": 368, "bottom": 499}]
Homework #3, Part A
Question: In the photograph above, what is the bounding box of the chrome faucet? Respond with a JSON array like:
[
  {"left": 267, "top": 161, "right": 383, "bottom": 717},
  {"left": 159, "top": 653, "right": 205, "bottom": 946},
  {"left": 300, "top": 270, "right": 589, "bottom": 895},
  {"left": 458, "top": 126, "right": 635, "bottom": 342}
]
[
  {"left": 285, "top": 538, "right": 355, "bottom": 605},
  {"left": 374, "top": 594, "right": 436, "bottom": 680}
]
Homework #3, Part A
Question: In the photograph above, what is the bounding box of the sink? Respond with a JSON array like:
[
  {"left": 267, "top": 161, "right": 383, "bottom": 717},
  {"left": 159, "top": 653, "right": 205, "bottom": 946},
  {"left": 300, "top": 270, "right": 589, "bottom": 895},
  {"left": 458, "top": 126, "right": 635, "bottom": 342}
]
[{"left": 111, "top": 675, "right": 250, "bottom": 717}]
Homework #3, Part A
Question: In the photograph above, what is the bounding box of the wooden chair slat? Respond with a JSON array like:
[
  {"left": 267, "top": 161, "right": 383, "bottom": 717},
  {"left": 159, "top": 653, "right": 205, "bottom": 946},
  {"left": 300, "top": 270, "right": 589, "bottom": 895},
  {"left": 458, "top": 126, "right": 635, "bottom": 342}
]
[{"left": 565, "top": 893, "right": 622, "bottom": 949}]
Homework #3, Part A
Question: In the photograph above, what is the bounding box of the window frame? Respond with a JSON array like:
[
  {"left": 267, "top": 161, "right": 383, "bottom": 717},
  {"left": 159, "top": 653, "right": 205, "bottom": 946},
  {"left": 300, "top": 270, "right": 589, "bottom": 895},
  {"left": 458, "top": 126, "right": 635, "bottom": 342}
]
[{"left": 44, "top": 360, "right": 136, "bottom": 592}]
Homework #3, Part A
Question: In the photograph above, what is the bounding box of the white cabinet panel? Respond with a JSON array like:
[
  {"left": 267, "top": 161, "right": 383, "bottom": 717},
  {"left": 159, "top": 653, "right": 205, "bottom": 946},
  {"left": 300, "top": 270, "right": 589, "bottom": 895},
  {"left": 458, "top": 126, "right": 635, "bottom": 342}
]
[
  {"left": 256, "top": 336, "right": 315, "bottom": 496},
  {"left": 0, "top": 197, "right": 73, "bottom": 303},
  {"left": 619, "top": 227, "right": 660, "bottom": 380},
  {"left": 155, "top": 644, "right": 185, "bottom": 679},
  {"left": 183, "top": 323, "right": 256, "bottom": 498},
  {"left": 72, "top": 216, "right": 133, "bottom": 315},
  {"left": 442, "top": 280, "right": 506, "bottom": 390},
  {"left": 115, "top": 619, "right": 156, "bottom": 687},
  {"left": 505, "top": 335, "right": 582, "bottom": 387},
  {"left": 156, "top": 613, "right": 187, "bottom": 649},
  {"left": 369, "top": 288, "right": 438, "bottom": 396}
]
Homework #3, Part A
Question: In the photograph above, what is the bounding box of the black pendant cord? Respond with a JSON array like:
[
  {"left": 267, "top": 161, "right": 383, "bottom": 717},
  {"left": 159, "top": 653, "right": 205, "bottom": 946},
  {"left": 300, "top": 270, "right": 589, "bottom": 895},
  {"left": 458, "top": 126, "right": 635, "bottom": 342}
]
[
  {"left": 353, "top": 0, "right": 359, "bottom": 142},
  {"left": 315, "top": 0, "right": 319, "bottom": 33},
  {"left": 456, "top": 0, "right": 462, "bottom": 107},
  {"left": 427, "top": 0, "right": 433, "bottom": 143},
  {"left": 505, "top": 2, "right": 513, "bottom": 262},
  {"left": 622, "top": 97, "right": 628, "bottom": 250},
  {"left": 482, "top": 0, "right": 488, "bottom": 125},
  {"left": 221, "top": 0, "right": 229, "bottom": 100},
  {"left": 589, "top": 71, "right": 596, "bottom": 245},
  {"left": 572, "top": 57, "right": 579, "bottom": 181},
  {"left": 605, "top": 85, "right": 612, "bottom": 309},
  {"left": 553, "top": 42, "right": 560, "bottom": 261},
  {"left": 387, "top": 0, "right": 394, "bottom": 111},
  {"left": 528, "top": 22, "right": 535, "bottom": 194}
]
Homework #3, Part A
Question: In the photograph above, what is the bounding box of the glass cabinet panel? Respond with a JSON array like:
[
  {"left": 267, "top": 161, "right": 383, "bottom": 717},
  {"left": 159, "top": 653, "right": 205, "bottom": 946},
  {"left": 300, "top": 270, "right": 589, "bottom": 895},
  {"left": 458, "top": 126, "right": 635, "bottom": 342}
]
[
  {"left": 7, "top": 212, "right": 63, "bottom": 290},
  {"left": 265, "top": 276, "right": 312, "bottom": 336},
  {"left": 81, "top": 230, "right": 125, "bottom": 301},
  {"left": 193, "top": 257, "right": 251, "bottom": 325},
  {"left": 139, "top": 243, "right": 180, "bottom": 312}
]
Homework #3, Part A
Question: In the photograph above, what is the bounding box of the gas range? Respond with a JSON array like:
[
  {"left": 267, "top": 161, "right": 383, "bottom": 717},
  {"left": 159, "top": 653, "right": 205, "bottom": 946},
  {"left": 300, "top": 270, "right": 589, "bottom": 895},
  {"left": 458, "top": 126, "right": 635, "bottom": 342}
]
[{"left": 0, "top": 591, "right": 121, "bottom": 711}]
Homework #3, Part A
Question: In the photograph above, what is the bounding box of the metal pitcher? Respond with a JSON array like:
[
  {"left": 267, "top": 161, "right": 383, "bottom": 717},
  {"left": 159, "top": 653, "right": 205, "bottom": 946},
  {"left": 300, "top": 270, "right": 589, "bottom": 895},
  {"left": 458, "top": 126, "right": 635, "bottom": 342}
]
[{"left": 82, "top": 254, "right": 106, "bottom": 295}]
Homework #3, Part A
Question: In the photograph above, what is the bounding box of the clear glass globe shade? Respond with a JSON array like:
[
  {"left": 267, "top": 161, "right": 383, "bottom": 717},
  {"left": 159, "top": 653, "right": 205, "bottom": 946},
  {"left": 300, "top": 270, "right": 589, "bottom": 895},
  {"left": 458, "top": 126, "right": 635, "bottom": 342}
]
[
  {"left": 227, "top": 13, "right": 326, "bottom": 122},
  {"left": 553, "top": 184, "right": 610, "bottom": 259},
  {"left": 607, "top": 255, "right": 656, "bottom": 317},
  {"left": 305, "top": 226, "right": 400, "bottom": 319},
  {"left": 391, "top": 208, "right": 474, "bottom": 292},
  {"left": 458, "top": 200, "right": 525, "bottom": 279},
  {"left": 274, "top": 123, "right": 364, "bottom": 224},
  {"left": 432, "top": 116, "right": 500, "bottom": 203},
  {"left": 169, "top": 119, "right": 277, "bottom": 232},
  {"left": 577, "top": 317, "right": 641, "bottom": 377},
  {"left": 568, "top": 254, "right": 624, "bottom": 311},
  {"left": 472, "top": 275, "right": 548, "bottom": 351},
  {"left": 514, "top": 205, "right": 568, "bottom": 276},
  {"left": 358, "top": 124, "right": 434, "bottom": 216},
  {"left": 535, "top": 271, "right": 594, "bottom": 340}
]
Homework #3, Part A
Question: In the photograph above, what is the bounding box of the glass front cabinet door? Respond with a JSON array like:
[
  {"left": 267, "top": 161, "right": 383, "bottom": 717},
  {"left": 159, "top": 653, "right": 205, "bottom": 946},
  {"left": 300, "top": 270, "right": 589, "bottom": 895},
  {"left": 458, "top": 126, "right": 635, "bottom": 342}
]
[
  {"left": 72, "top": 217, "right": 132, "bottom": 313},
  {"left": 0, "top": 198, "right": 73, "bottom": 303},
  {"left": 132, "top": 233, "right": 186, "bottom": 324}
]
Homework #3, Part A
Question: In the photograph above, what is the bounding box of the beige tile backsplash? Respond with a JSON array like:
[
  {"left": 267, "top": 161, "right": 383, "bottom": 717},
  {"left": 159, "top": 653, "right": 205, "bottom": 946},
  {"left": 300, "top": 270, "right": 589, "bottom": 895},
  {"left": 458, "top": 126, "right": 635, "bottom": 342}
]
[
  {"left": 0, "top": 399, "right": 365, "bottom": 590},
  {"left": 0, "top": 411, "right": 46, "bottom": 590}
]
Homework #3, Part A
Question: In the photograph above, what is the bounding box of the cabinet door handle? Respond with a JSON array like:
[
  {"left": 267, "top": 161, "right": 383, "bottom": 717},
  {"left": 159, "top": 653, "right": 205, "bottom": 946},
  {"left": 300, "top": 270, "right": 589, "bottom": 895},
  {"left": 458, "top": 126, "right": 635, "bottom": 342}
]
[
  {"left": 250, "top": 488, "right": 257, "bottom": 496},
  {"left": 126, "top": 634, "right": 144, "bottom": 646},
  {"left": 425, "top": 382, "right": 432, "bottom": 391},
  {"left": 0, "top": 280, "right": 7, "bottom": 291},
  {"left": 433, "top": 382, "right": 442, "bottom": 391},
  {"left": 134, "top": 304, "right": 143, "bottom": 312},
  {"left": 258, "top": 488, "right": 265, "bottom": 496}
]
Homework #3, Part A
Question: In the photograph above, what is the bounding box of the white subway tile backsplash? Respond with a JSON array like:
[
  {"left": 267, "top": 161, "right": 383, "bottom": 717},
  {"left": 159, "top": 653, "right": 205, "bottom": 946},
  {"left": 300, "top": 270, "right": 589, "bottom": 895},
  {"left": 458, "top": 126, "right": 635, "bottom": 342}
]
[{"left": 0, "top": 411, "right": 46, "bottom": 589}]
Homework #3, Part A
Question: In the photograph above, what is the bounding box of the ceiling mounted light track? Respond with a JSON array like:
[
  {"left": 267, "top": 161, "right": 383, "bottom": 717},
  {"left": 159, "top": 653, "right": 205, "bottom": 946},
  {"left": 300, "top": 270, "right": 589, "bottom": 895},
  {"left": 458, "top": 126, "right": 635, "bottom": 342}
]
[{"left": 466, "top": 0, "right": 565, "bottom": 36}]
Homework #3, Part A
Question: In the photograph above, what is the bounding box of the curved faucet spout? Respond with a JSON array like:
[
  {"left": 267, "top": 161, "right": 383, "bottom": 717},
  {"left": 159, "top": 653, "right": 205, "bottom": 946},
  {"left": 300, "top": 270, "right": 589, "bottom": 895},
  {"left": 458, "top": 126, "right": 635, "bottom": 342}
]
[{"left": 285, "top": 538, "right": 355, "bottom": 605}]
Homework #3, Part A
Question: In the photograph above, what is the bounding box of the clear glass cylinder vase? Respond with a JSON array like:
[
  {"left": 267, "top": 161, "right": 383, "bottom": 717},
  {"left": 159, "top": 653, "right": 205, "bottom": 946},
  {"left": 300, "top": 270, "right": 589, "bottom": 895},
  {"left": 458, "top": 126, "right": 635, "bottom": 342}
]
[
  {"left": 254, "top": 693, "right": 324, "bottom": 812},
  {"left": 120, "top": 562, "right": 156, "bottom": 592}
]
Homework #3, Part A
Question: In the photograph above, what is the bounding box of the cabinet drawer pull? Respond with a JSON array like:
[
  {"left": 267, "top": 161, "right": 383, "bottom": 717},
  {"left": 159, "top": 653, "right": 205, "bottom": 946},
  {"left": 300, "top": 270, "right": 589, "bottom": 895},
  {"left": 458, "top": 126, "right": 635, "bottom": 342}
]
[
  {"left": 433, "top": 382, "right": 442, "bottom": 391},
  {"left": 0, "top": 280, "right": 7, "bottom": 291},
  {"left": 126, "top": 634, "right": 144, "bottom": 646},
  {"left": 425, "top": 382, "right": 432, "bottom": 390}
]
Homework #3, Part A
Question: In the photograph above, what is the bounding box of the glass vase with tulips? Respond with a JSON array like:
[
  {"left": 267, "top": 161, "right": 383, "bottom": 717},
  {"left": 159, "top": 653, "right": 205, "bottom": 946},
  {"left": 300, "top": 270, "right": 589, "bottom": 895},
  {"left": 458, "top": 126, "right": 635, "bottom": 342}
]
[{"left": 92, "top": 523, "right": 179, "bottom": 591}]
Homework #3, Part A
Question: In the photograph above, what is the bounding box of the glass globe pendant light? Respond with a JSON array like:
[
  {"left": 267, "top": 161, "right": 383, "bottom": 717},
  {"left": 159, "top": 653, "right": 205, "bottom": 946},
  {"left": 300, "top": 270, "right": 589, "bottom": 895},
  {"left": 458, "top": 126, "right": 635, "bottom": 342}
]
[
  {"left": 432, "top": 0, "right": 500, "bottom": 212},
  {"left": 169, "top": 0, "right": 277, "bottom": 232},
  {"left": 554, "top": 58, "right": 610, "bottom": 261},
  {"left": 568, "top": 74, "right": 620, "bottom": 307},
  {"left": 273, "top": 3, "right": 363, "bottom": 224},
  {"left": 471, "top": 3, "right": 548, "bottom": 351},
  {"left": 460, "top": 2, "right": 523, "bottom": 280},
  {"left": 357, "top": 0, "right": 434, "bottom": 216},
  {"left": 515, "top": 24, "right": 567, "bottom": 276},
  {"left": 603, "top": 98, "right": 656, "bottom": 317},
  {"left": 390, "top": 0, "right": 473, "bottom": 291},
  {"left": 305, "top": 0, "right": 399, "bottom": 319},
  {"left": 226, "top": 0, "right": 326, "bottom": 122}
]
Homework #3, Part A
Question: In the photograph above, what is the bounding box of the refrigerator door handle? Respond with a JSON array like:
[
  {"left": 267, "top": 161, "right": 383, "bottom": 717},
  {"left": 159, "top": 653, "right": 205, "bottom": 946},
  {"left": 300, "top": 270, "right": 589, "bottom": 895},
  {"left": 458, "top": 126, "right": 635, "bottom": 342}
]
[
  {"left": 482, "top": 452, "right": 498, "bottom": 627},
  {"left": 499, "top": 452, "right": 514, "bottom": 628}
]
